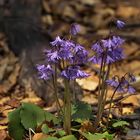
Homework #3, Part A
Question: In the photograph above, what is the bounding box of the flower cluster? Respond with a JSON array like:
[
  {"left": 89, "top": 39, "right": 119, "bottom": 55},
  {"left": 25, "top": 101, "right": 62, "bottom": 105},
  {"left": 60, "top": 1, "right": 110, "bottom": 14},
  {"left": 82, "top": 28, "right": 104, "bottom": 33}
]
[
  {"left": 89, "top": 35, "right": 125, "bottom": 64},
  {"left": 61, "top": 66, "right": 89, "bottom": 80},
  {"left": 106, "top": 73, "right": 136, "bottom": 94},
  {"left": 89, "top": 20, "right": 125, "bottom": 65},
  {"left": 37, "top": 24, "right": 89, "bottom": 81}
]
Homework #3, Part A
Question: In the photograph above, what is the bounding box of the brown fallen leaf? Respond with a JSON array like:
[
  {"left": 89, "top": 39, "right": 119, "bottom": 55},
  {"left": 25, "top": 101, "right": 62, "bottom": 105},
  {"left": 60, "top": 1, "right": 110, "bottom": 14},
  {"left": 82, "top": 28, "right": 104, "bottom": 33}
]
[
  {"left": 0, "top": 126, "right": 7, "bottom": 130},
  {"left": 32, "top": 133, "right": 48, "bottom": 140},
  {"left": 76, "top": 74, "right": 98, "bottom": 91},
  {"left": 0, "top": 130, "right": 7, "bottom": 140},
  {"left": 116, "top": 5, "right": 140, "bottom": 18}
]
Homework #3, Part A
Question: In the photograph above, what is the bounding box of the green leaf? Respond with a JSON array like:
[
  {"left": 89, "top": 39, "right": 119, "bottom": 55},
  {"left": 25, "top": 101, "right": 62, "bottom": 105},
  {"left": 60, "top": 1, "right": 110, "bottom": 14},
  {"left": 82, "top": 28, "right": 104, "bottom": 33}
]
[
  {"left": 72, "top": 101, "right": 92, "bottom": 123},
  {"left": 112, "top": 120, "right": 129, "bottom": 128},
  {"left": 102, "top": 132, "right": 114, "bottom": 140},
  {"left": 81, "top": 132, "right": 104, "bottom": 140},
  {"left": 45, "top": 111, "right": 59, "bottom": 124},
  {"left": 20, "top": 102, "right": 44, "bottom": 130},
  {"left": 8, "top": 108, "right": 25, "bottom": 140},
  {"left": 59, "top": 135, "right": 77, "bottom": 140},
  {"left": 81, "top": 132, "right": 114, "bottom": 140},
  {"left": 57, "top": 130, "right": 66, "bottom": 137},
  {"left": 47, "top": 137, "right": 59, "bottom": 140},
  {"left": 41, "top": 124, "right": 49, "bottom": 134},
  {"left": 20, "top": 102, "right": 59, "bottom": 131}
]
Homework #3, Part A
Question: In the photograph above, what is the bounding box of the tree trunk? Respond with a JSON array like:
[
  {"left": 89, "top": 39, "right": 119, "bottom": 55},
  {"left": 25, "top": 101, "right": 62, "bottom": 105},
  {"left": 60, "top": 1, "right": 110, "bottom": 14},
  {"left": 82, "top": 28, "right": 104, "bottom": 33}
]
[{"left": 0, "top": 0, "right": 54, "bottom": 103}]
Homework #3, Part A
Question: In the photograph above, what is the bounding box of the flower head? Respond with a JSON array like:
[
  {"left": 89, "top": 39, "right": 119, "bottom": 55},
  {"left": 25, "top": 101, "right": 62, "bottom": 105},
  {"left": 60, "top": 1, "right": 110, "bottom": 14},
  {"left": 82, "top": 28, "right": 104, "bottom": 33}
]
[
  {"left": 102, "top": 38, "right": 115, "bottom": 49},
  {"left": 45, "top": 50, "right": 61, "bottom": 63},
  {"left": 128, "top": 73, "right": 136, "bottom": 82},
  {"left": 36, "top": 64, "right": 54, "bottom": 80},
  {"left": 91, "top": 42, "right": 103, "bottom": 53},
  {"left": 70, "top": 23, "right": 80, "bottom": 35},
  {"left": 72, "top": 48, "right": 88, "bottom": 64},
  {"left": 61, "top": 40, "right": 75, "bottom": 49},
  {"left": 74, "top": 44, "right": 84, "bottom": 53},
  {"left": 112, "top": 36, "right": 125, "bottom": 47},
  {"left": 59, "top": 48, "right": 73, "bottom": 60},
  {"left": 127, "top": 86, "right": 136, "bottom": 94},
  {"left": 90, "top": 35, "right": 125, "bottom": 65},
  {"left": 61, "top": 66, "right": 89, "bottom": 80},
  {"left": 116, "top": 20, "right": 125, "bottom": 29},
  {"left": 50, "top": 36, "right": 63, "bottom": 46}
]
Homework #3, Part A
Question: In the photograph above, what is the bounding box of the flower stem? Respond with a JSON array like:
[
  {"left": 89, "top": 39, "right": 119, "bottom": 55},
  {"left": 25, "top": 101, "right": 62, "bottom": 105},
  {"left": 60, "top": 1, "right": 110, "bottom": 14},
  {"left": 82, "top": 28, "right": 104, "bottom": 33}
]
[
  {"left": 63, "top": 79, "right": 71, "bottom": 134},
  {"left": 52, "top": 64, "right": 63, "bottom": 115}
]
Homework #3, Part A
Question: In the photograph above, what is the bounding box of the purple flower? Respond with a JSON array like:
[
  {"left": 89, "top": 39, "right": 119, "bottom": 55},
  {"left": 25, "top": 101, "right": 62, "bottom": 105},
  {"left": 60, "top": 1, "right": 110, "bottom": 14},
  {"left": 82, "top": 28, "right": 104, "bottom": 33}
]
[
  {"left": 107, "top": 48, "right": 125, "bottom": 63},
  {"left": 102, "top": 38, "right": 115, "bottom": 49},
  {"left": 76, "top": 70, "right": 90, "bottom": 78},
  {"left": 90, "top": 36, "right": 125, "bottom": 65},
  {"left": 88, "top": 55, "right": 101, "bottom": 64},
  {"left": 46, "top": 50, "right": 61, "bottom": 63},
  {"left": 112, "top": 36, "right": 125, "bottom": 47},
  {"left": 74, "top": 44, "right": 84, "bottom": 53},
  {"left": 116, "top": 20, "right": 125, "bottom": 29},
  {"left": 107, "top": 76, "right": 136, "bottom": 94},
  {"left": 106, "top": 77, "right": 119, "bottom": 87},
  {"left": 59, "top": 48, "right": 73, "bottom": 60},
  {"left": 128, "top": 73, "right": 136, "bottom": 82},
  {"left": 72, "top": 49, "right": 88, "bottom": 64},
  {"left": 61, "top": 40, "right": 75, "bottom": 49},
  {"left": 91, "top": 42, "right": 103, "bottom": 53},
  {"left": 127, "top": 86, "right": 136, "bottom": 94},
  {"left": 36, "top": 64, "right": 54, "bottom": 80},
  {"left": 70, "top": 23, "right": 80, "bottom": 35},
  {"left": 50, "top": 36, "right": 63, "bottom": 46},
  {"left": 61, "top": 66, "right": 89, "bottom": 80}
]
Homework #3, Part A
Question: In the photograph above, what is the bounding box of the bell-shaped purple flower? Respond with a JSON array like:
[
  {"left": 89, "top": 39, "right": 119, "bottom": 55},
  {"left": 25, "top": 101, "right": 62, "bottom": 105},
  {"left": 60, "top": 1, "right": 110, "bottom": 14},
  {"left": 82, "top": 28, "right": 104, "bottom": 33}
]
[
  {"left": 73, "top": 44, "right": 84, "bottom": 53},
  {"left": 91, "top": 42, "right": 103, "bottom": 53},
  {"left": 61, "top": 66, "right": 89, "bottom": 80},
  {"left": 106, "top": 77, "right": 119, "bottom": 87},
  {"left": 116, "top": 20, "right": 125, "bottom": 29},
  {"left": 46, "top": 50, "right": 61, "bottom": 63},
  {"left": 50, "top": 36, "right": 64, "bottom": 46},
  {"left": 36, "top": 64, "right": 54, "bottom": 80},
  {"left": 73, "top": 49, "right": 88, "bottom": 64},
  {"left": 61, "top": 40, "right": 75, "bottom": 49},
  {"left": 127, "top": 86, "right": 136, "bottom": 94},
  {"left": 107, "top": 76, "right": 136, "bottom": 94},
  {"left": 59, "top": 48, "right": 73, "bottom": 60},
  {"left": 88, "top": 55, "right": 101, "bottom": 64},
  {"left": 70, "top": 23, "right": 80, "bottom": 35},
  {"left": 112, "top": 36, "right": 125, "bottom": 47},
  {"left": 102, "top": 38, "right": 115, "bottom": 49},
  {"left": 128, "top": 73, "right": 136, "bottom": 82}
]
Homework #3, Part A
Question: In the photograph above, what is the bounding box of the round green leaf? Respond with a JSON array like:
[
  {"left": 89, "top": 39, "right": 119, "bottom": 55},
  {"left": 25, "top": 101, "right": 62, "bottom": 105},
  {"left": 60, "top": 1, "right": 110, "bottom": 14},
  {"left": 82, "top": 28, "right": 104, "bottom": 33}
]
[{"left": 8, "top": 107, "right": 25, "bottom": 140}]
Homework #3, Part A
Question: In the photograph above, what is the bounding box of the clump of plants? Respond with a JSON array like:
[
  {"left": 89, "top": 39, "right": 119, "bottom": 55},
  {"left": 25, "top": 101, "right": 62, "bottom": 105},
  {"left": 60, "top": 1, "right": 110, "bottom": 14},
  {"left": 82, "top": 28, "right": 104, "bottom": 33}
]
[{"left": 8, "top": 20, "right": 136, "bottom": 140}]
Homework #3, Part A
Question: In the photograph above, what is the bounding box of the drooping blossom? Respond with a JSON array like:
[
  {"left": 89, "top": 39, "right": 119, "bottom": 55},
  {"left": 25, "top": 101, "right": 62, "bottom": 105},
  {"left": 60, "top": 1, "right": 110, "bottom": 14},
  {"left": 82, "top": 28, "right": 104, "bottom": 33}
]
[
  {"left": 70, "top": 23, "right": 80, "bottom": 35},
  {"left": 61, "top": 66, "right": 89, "bottom": 80},
  {"left": 50, "top": 36, "right": 64, "bottom": 46},
  {"left": 106, "top": 75, "right": 136, "bottom": 94},
  {"left": 36, "top": 64, "right": 54, "bottom": 80},
  {"left": 45, "top": 50, "right": 61, "bottom": 63},
  {"left": 116, "top": 20, "right": 125, "bottom": 29}
]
